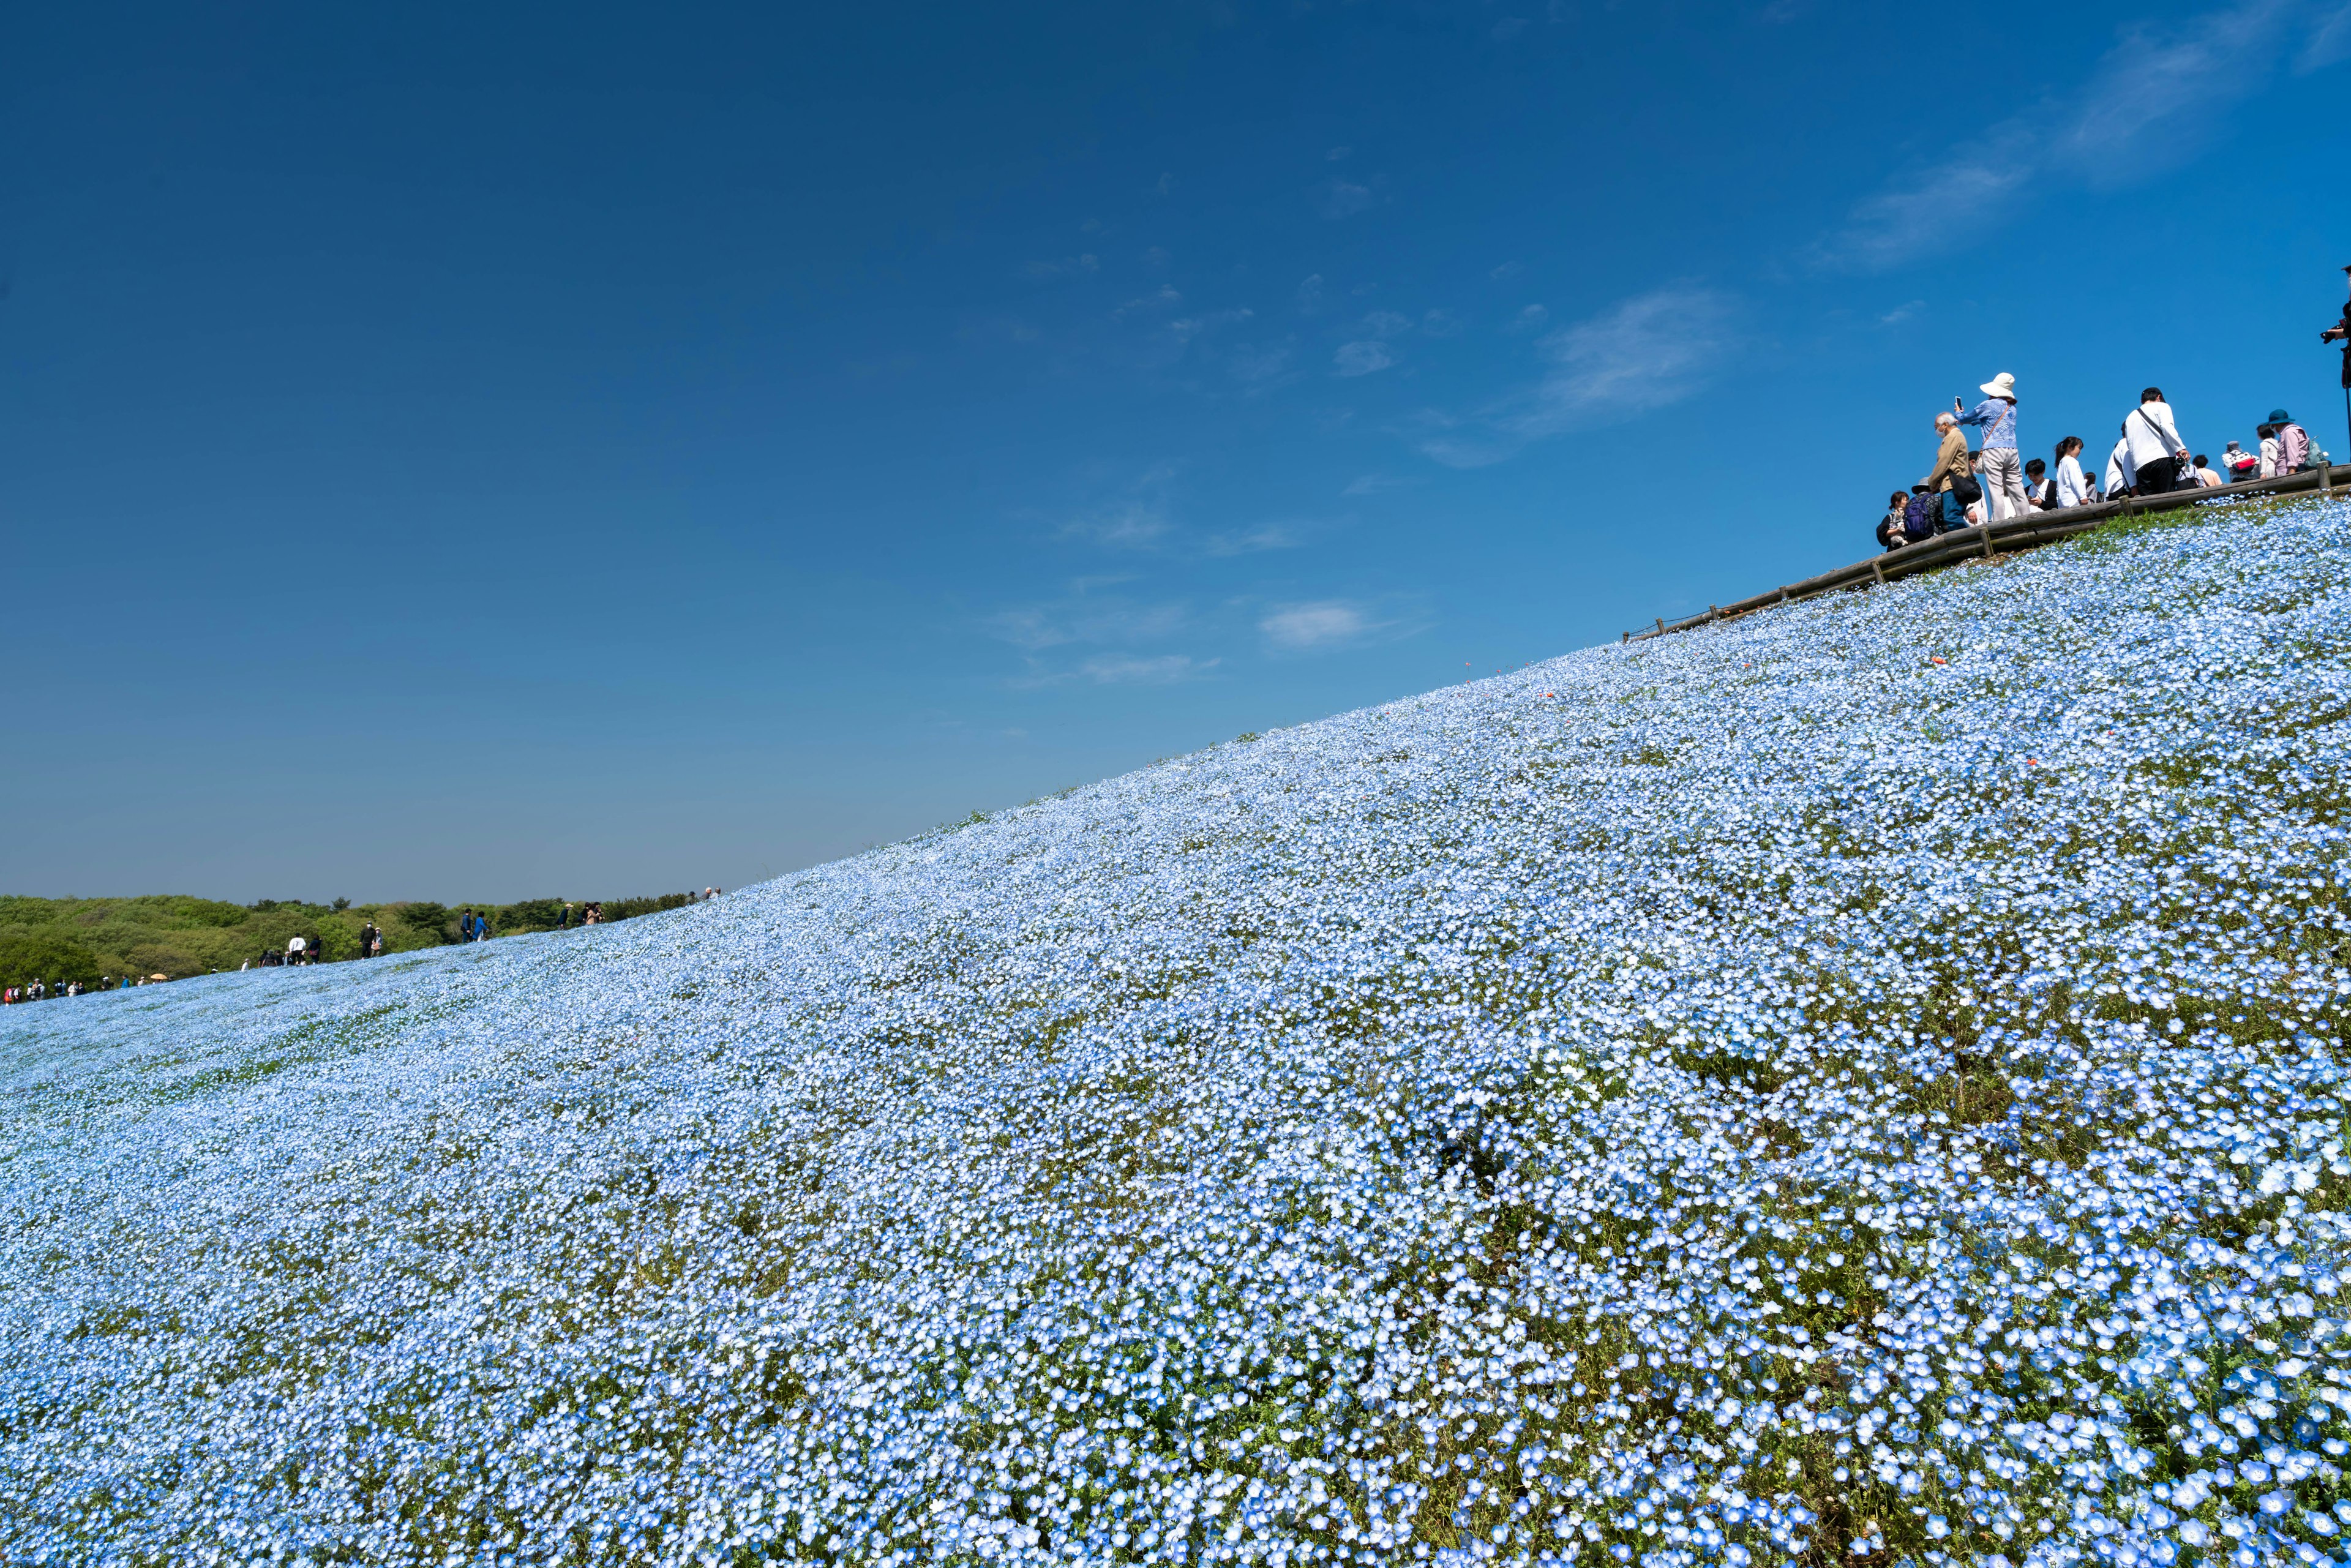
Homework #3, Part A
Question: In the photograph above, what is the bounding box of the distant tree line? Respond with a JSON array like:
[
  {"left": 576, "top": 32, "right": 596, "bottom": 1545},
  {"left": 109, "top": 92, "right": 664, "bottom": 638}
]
[{"left": 0, "top": 892, "right": 703, "bottom": 990}]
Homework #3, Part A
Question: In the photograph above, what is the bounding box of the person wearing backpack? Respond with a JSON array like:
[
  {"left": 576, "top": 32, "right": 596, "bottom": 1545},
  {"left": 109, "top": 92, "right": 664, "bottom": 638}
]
[
  {"left": 2122, "top": 387, "right": 2190, "bottom": 495},
  {"left": 1899, "top": 485, "right": 1940, "bottom": 542}
]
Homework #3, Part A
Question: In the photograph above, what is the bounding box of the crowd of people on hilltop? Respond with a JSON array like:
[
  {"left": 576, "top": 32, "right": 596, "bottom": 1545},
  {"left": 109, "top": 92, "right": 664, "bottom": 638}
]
[{"left": 1875, "top": 373, "right": 2330, "bottom": 552}]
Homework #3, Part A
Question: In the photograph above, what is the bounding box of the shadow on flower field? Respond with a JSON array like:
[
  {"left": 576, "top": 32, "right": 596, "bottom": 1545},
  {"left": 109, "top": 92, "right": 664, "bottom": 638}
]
[{"left": 6, "top": 495, "right": 2351, "bottom": 1566}]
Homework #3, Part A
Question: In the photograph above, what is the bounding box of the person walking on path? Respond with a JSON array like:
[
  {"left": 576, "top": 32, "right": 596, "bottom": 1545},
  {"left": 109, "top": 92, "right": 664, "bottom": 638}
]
[
  {"left": 2053, "top": 437, "right": 2093, "bottom": 508},
  {"left": 2123, "top": 387, "right": 2190, "bottom": 495},
  {"left": 1955, "top": 373, "right": 2028, "bottom": 520},
  {"left": 2271, "top": 410, "right": 2312, "bottom": 473},
  {"left": 1922, "top": 411, "right": 1971, "bottom": 531}
]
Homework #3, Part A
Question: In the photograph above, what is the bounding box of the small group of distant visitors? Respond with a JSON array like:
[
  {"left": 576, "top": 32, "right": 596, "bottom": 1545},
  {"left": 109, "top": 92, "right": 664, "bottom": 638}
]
[
  {"left": 1876, "top": 374, "right": 2329, "bottom": 552},
  {"left": 7, "top": 975, "right": 154, "bottom": 1000}
]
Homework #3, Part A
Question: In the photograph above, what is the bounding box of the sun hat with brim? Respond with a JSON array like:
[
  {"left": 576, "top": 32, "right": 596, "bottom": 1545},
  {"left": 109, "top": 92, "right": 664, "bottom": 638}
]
[
  {"left": 2268, "top": 408, "right": 2294, "bottom": 425},
  {"left": 1981, "top": 372, "right": 2017, "bottom": 399}
]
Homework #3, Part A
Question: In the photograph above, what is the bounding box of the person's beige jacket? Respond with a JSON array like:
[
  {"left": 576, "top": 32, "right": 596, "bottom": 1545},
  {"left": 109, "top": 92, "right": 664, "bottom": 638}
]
[{"left": 1921, "top": 427, "right": 1970, "bottom": 492}]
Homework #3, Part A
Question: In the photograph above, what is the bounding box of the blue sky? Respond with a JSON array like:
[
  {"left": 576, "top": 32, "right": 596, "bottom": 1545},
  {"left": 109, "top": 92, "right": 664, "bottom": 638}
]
[{"left": 4, "top": 0, "right": 2347, "bottom": 902}]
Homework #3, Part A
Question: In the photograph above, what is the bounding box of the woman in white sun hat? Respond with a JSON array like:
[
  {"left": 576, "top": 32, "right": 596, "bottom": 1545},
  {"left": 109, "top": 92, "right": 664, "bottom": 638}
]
[{"left": 1955, "top": 372, "right": 2027, "bottom": 521}]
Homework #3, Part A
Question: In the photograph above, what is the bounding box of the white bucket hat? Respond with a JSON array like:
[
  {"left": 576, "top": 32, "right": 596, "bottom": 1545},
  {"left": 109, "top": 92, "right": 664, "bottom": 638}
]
[{"left": 1980, "top": 371, "right": 2017, "bottom": 399}]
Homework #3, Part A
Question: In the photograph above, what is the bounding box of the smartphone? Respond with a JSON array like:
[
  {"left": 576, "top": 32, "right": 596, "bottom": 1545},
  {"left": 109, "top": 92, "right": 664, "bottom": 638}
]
[{"left": 1953, "top": 396, "right": 1964, "bottom": 411}]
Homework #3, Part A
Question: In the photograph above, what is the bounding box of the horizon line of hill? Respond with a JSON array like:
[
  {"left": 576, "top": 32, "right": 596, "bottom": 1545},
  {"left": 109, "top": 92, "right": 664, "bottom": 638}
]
[{"left": 0, "top": 892, "right": 700, "bottom": 991}]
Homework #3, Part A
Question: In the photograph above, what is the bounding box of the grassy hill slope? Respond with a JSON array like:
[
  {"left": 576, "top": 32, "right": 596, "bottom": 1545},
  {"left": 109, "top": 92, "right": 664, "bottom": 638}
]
[
  {"left": 0, "top": 892, "right": 703, "bottom": 989},
  {"left": 5, "top": 497, "right": 2350, "bottom": 1566}
]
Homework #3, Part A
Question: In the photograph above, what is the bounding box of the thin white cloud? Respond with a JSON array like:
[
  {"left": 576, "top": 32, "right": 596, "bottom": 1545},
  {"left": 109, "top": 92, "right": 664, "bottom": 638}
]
[
  {"left": 1507, "top": 304, "right": 1548, "bottom": 334},
  {"left": 1357, "top": 309, "right": 1413, "bottom": 339},
  {"left": 1113, "top": 285, "right": 1183, "bottom": 320},
  {"left": 1079, "top": 653, "right": 1214, "bottom": 685},
  {"left": 2301, "top": 1, "right": 2351, "bottom": 66},
  {"left": 1421, "top": 285, "right": 1732, "bottom": 468},
  {"left": 1166, "top": 307, "right": 1253, "bottom": 347},
  {"left": 1060, "top": 500, "right": 1169, "bottom": 549},
  {"left": 1878, "top": 299, "right": 1925, "bottom": 326},
  {"left": 1260, "top": 600, "right": 1390, "bottom": 651},
  {"left": 1333, "top": 340, "right": 1396, "bottom": 377},
  {"left": 986, "top": 597, "right": 1188, "bottom": 651},
  {"left": 1204, "top": 523, "right": 1308, "bottom": 556},
  {"left": 1021, "top": 253, "right": 1099, "bottom": 281},
  {"left": 1817, "top": 0, "right": 2304, "bottom": 270},
  {"left": 1318, "top": 180, "right": 1377, "bottom": 219},
  {"left": 1421, "top": 309, "right": 1464, "bottom": 338},
  {"left": 1296, "top": 274, "right": 1326, "bottom": 312},
  {"left": 1226, "top": 339, "right": 1296, "bottom": 384}
]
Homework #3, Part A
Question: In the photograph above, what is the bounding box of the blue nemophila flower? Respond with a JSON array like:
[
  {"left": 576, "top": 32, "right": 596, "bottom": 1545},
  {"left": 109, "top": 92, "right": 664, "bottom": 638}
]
[{"left": 5, "top": 498, "right": 2351, "bottom": 1566}]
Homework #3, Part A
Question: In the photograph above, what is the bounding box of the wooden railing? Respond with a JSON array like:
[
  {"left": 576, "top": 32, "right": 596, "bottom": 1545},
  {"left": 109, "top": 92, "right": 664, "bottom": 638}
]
[{"left": 1621, "top": 462, "right": 2347, "bottom": 643}]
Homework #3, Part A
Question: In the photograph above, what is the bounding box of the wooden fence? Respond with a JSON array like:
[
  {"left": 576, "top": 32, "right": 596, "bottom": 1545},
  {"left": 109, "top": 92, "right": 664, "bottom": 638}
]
[{"left": 1621, "top": 462, "right": 2348, "bottom": 644}]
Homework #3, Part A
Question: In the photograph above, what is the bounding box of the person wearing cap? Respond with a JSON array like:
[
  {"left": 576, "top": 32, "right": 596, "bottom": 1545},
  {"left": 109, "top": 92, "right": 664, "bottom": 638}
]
[
  {"left": 2270, "top": 409, "right": 2311, "bottom": 473},
  {"left": 1954, "top": 372, "right": 2027, "bottom": 520},
  {"left": 2221, "top": 440, "right": 2259, "bottom": 482}
]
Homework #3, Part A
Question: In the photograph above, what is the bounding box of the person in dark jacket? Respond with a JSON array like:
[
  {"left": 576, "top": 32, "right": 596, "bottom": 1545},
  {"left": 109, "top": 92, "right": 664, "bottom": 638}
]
[{"left": 1875, "top": 490, "right": 1910, "bottom": 552}]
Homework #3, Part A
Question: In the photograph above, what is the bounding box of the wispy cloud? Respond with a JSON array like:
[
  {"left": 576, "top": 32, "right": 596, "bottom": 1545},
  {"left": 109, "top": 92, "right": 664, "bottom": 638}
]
[
  {"left": 1057, "top": 465, "right": 1179, "bottom": 549},
  {"left": 1317, "top": 179, "right": 1378, "bottom": 219},
  {"left": 1021, "top": 253, "right": 1098, "bottom": 281},
  {"left": 1341, "top": 473, "right": 1421, "bottom": 497},
  {"left": 1333, "top": 340, "right": 1396, "bottom": 377},
  {"left": 1260, "top": 599, "right": 1390, "bottom": 651},
  {"left": 1878, "top": 299, "right": 1925, "bottom": 326},
  {"left": 1225, "top": 338, "right": 1297, "bottom": 385},
  {"left": 986, "top": 595, "right": 1188, "bottom": 651},
  {"left": 1076, "top": 653, "right": 1215, "bottom": 685},
  {"left": 1506, "top": 304, "right": 1548, "bottom": 334},
  {"left": 1113, "top": 285, "right": 1183, "bottom": 320},
  {"left": 1421, "top": 285, "right": 1733, "bottom": 468},
  {"left": 1296, "top": 274, "right": 1326, "bottom": 312},
  {"left": 1816, "top": 0, "right": 2302, "bottom": 270},
  {"left": 2303, "top": 1, "right": 2351, "bottom": 66},
  {"left": 1204, "top": 522, "right": 1308, "bottom": 556}
]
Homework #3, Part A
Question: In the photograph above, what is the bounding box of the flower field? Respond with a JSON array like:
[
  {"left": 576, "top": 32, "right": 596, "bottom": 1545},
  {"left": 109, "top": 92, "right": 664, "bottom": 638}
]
[{"left": 7, "top": 498, "right": 2351, "bottom": 1568}]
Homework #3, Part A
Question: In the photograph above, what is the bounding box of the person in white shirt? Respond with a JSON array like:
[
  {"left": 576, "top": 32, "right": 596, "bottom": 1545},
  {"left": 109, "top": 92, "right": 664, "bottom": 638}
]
[
  {"left": 2104, "top": 434, "right": 2135, "bottom": 500},
  {"left": 2053, "top": 437, "right": 2093, "bottom": 508},
  {"left": 2121, "top": 386, "right": 2190, "bottom": 494},
  {"left": 2259, "top": 426, "right": 2281, "bottom": 478}
]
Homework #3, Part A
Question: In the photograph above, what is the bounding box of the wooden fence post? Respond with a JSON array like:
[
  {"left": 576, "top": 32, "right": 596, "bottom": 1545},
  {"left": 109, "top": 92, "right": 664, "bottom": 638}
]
[
  {"left": 1655, "top": 617, "right": 1665, "bottom": 635},
  {"left": 1870, "top": 559, "right": 1884, "bottom": 584}
]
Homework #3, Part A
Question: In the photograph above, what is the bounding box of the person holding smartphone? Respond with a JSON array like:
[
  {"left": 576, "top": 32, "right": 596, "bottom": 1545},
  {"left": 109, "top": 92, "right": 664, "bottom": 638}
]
[{"left": 1954, "top": 373, "right": 2027, "bottom": 520}]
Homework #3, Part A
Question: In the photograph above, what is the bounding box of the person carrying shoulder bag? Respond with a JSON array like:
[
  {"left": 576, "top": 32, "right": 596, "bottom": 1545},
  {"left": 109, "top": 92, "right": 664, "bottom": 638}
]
[
  {"left": 2121, "top": 386, "right": 2190, "bottom": 495},
  {"left": 1921, "top": 411, "right": 1975, "bottom": 532}
]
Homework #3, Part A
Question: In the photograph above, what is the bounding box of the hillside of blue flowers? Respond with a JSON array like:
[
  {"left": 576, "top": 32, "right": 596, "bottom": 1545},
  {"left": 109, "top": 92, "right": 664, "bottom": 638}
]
[{"left": 6, "top": 497, "right": 2351, "bottom": 1568}]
